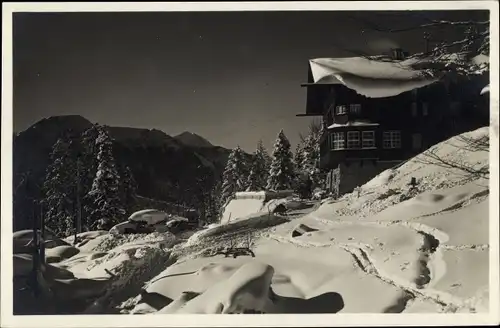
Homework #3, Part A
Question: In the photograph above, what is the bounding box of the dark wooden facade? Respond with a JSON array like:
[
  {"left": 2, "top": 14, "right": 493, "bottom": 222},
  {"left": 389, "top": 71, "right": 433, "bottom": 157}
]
[{"left": 299, "top": 61, "right": 489, "bottom": 194}]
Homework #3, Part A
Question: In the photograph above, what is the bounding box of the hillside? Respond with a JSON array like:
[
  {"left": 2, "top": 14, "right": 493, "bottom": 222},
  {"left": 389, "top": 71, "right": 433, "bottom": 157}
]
[
  {"left": 12, "top": 116, "right": 235, "bottom": 231},
  {"left": 12, "top": 126, "right": 492, "bottom": 316},
  {"left": 174, "top": 131, "right": 214, "bottom": 148}
]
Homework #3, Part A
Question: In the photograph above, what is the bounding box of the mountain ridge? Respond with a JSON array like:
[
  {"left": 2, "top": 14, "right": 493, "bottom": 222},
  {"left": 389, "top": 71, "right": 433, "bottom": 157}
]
[
  {"left": 174, "top": 131, "right": 215, "bottom": 148},
  {"left": 13, "top": 115, "right": 241, "bottom": 231}
]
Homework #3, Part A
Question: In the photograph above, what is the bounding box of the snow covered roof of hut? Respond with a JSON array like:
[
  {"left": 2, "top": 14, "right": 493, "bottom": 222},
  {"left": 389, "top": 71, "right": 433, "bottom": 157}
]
[
  {"left": 307, "top": 56, "right": 439, "bottom": 98},
  {"left": 327, "top": 121, "right": 380, "bottom": 129}
]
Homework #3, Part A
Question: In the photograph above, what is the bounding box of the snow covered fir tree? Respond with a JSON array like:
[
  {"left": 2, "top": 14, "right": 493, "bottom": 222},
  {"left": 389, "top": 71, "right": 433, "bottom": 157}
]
[
  {"left": 294, "top": 139, "right": 305, "bottom": 174},
  {"left": 220, "top": 146, "right": 249, "bottom": 208},
  {"left": 267, "top": 130, "right": 296, "bottom": 191},
  {"left": 84, "top": 126, "right": 125, "bottom": 230},
  {"left": 299, "top": 121, "right": 325, "bottom": 190},
  {"left": 246, "top": 140, "right": 271, "bottom": 191},
  {"left": 41, "top": 135, "right": 78, "bottom": 236}
]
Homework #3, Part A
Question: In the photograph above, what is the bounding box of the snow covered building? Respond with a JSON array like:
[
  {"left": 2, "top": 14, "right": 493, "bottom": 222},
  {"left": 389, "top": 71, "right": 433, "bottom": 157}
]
[{"left": 298, "top": 53, "right": 489, "bottom": 196}]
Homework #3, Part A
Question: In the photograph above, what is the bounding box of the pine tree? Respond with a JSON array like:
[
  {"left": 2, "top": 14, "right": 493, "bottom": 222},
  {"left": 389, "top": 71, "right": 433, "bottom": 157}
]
[
  {"left": 300, "top": 121, "right": 325, "bottom": 190},
  {"left": 204, "top": 178, "right": 222, "bottom": 224},
  {"left": 246, "top": 140, "right": 271, "bottom": 191},
  {"left": 84, "top": 126, "right": 124, "bottom": 230},
  {"left": 220, "top": 146, "right": 248, "bottom": 207},
  {"left": 294, "top": 135, "right": 306, "bottom": 175},
  {"left": 79, "top": 124, "right": 100, "bottom": 228},
  {"left": 267, "top": 130, "right": 295, "bottom": 191},
  {"left": 119, "top": 164, "right": 138, "bottom": 215},
  {"left": 42, "top": 137, "right": 77, "bottom": 236}
]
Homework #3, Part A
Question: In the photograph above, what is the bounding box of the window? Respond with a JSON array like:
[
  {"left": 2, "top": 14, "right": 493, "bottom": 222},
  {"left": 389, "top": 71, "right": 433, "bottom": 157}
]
[
  {"left": 350, "top": 104, "right": 362, "bottom": 114},
  {"left": 347, "top": 131, "right": 360, "bottom": 149},
  {"left": 335, "top": 105, "right": 347, "bottom": 115},
  {"left": 362, "top": 131, "right": 376, "bottom": 148},
  {"left": 422, "top": 103, "right": 429, "bottom": 116},
  {"left": 383, "top": 131, "right": 402, "bottom": 149},
  {"left": 331, "top": 132, "right": 345, "bottom": 150},
  {"left": 411, "top": 102, "right": 418, "bottom": 117}
]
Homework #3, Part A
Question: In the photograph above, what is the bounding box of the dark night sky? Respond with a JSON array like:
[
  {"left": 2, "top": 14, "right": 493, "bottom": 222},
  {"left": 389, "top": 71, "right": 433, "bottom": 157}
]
[{"left": 13, "top": 10, "right": 488, "bottom": 152}]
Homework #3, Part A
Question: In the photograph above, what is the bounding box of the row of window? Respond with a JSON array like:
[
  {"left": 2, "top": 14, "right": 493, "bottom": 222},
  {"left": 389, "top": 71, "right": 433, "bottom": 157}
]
[
  {"left": 330, "top": 131, "right": 402, "bottom": 150},
  {"left": 333, "top": 103, "right": 429, "bottom": 117},
  {"left": 334, "top": 104, "right": 361, "bottom": 115}
]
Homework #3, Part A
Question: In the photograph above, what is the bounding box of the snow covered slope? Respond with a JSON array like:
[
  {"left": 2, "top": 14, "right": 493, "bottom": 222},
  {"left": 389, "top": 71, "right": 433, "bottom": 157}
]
[{"left": 15, "top": 127, "right": 493, "bottom": 317}]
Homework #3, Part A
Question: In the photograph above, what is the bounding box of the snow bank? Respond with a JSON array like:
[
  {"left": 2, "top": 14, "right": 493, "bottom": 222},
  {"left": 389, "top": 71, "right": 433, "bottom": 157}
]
[
  {"left": 186, "top": 212, "right": 288, "bottom": 246},
  {"left": 13, "top": 229, "right": 70, "bottom": 254},
  {"left": 128, "top": 209, "right": 168, "bottom": 225},
  {"left": 363, "top": 169, "right": 396, "bottom": 189},
  {"left": 45, "top": 245, "right": 80, "bottom": 263},
  {"left": 138, "top": 238, "right": 405, "bottom": 314},
  {"left": 78, "top": 232, "right": 176, "bottom": 253},
  {"left": 432, "top": 249, "right": 489, "bottom": 304},
  {"left": 84, "top": 246, "right": 176, "bottom": 314},
  {"left": 65, "top": 230, "right": 108, "bottom": 245},
  {"left": 412, "top": 198, "right": 488, "bottom": 246},
  {"left": 171, "top": 262, "right": 275, "bottom": 313}
]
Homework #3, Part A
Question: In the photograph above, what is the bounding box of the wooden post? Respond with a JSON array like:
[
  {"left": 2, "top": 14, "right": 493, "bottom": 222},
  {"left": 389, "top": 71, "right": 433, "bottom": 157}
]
[
  {"left": 74, "top": 158, "right": 82, "bottom": 245},
  {"left": 32, "top": 201, "right": 40, "bottom": 298},
  {"left": 40, "top": 203, "right": 45, "bottom": 267}
]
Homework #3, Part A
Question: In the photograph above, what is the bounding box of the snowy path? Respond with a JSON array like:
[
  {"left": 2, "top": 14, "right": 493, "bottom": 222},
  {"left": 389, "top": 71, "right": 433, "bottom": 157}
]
[
  {"left": 264, "top": 230, "right": 475, "bottom": 313},
  {"left": 262, "top": 195, "right": 489, "bottom": 314}
]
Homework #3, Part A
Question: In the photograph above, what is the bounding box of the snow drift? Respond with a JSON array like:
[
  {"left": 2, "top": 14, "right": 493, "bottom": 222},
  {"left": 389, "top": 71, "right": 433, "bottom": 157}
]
[{"left": 13, "top": 127, "right": 491, "bottom": 316}]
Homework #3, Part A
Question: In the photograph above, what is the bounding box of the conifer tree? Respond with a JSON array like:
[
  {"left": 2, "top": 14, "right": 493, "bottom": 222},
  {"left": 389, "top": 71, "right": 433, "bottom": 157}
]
[
  {"left": 246, "top": 140, "right": 271, "bottom": 191},
  {"left": 220, "top": 146, "right": 248, "bottom": 207},
  {"left": 84, "top": 126, "right": 124, "bottom": 230},
  {"left": 301, "top": 121, "right": 326, "bottom": 190},
  {"left": 42, "top": 136, "right": 77, "bottom": 236},
  {"left": 294, "top": 135, "right": 306, "bottom": 175},
  {"left": 118, "top": 164, "right": 138, "bottom": 214},
  {"left": 79, "top": 124, "right": 100, "bottom": 227},
  {"left": 204, "top": 178, "right": 222, "bottom": 224},
  {"left": 267, "top": 130, "right": 295, "bottom": 191}
]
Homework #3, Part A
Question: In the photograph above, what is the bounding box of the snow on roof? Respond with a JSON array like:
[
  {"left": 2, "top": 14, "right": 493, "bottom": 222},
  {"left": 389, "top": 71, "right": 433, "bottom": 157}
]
[
  {"left": 309, "top": 57, "right": 438, "bottom": 98},
  {"left": 327, "top": 121, "right": 380, "bottom": 129},
  {"left": 128, "top": 209, "right": 167, "bottom": 221}
]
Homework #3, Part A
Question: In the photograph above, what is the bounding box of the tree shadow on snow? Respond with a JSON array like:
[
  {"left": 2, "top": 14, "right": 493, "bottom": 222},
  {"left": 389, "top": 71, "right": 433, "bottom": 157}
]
[
  {"left": 270, "top": 291, "right": 344, "bottom": 314},
  {"left": 139, "top": 290, "right": 173, "bottom": 310}
]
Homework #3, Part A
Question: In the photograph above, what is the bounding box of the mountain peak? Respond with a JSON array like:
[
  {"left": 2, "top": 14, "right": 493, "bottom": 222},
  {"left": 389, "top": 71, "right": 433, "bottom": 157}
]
[{"left": 174, "top": 131, "right": 214, "bottom": 148}]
